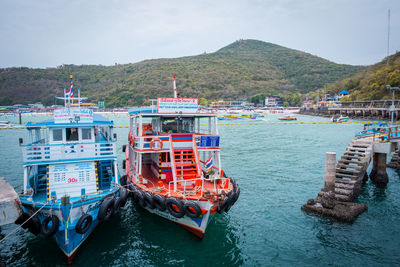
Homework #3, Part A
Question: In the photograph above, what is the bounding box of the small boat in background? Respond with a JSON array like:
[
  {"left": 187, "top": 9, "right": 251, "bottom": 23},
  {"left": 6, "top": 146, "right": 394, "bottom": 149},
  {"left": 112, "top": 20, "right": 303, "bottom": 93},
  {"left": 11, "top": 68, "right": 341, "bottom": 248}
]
[
  {"left": 278, "top": 115, "right": 297, "bottom": 121},
  {"left": 0, "top": 121, "right": 13, "bottom": 128},
  {"left": 355, "top": 122, "right": 389, "bottom": 137},
  {"left": 331, "top": 115, "right": 349, "bottom": 123}
]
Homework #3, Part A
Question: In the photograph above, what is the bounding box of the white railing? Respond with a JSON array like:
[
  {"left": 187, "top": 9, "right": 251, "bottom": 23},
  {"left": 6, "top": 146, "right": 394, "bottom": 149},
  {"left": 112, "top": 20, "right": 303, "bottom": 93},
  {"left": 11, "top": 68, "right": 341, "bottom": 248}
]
[
  {"left": 133, "top": 136, "right": 171, "bottom": 150},
  {"left": 22, "top": 141, "right": 116, "bottom": 163},
  {"left": 167, "top": 176, "right": 231, "bottom": 199}
]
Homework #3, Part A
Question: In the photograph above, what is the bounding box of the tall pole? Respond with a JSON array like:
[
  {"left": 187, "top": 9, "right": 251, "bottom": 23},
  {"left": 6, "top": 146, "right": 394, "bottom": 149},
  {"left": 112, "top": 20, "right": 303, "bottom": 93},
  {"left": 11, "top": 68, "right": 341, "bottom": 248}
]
[
  {"left": 387, "top": 9, "right": 390, "bottom": 65},
  {"left": 173, "top": 76, "right": 177, "bottom": 98},
  {"left": 387, "top": 85, "right": 400, "bottom": 124}
]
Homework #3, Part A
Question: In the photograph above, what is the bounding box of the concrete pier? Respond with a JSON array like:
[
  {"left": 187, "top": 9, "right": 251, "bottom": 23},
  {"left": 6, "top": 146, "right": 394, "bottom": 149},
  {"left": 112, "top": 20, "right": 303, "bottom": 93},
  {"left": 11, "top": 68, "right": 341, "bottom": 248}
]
[
  {"left": 324, "top": 152, "right": 336, "bottom": 192},
  {"left": 0, "top": 178, "right": 21, "bottom": 226},
  {"left": 370, "top": 153, "right": 389, "bottom": 187}
]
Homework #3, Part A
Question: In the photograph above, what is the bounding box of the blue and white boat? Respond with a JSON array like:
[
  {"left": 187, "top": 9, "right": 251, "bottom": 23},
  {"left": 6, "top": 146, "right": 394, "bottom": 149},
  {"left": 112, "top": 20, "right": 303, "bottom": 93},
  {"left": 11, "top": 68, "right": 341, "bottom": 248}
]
[
  {"left": 15, "top": 77, "right": 126, "bottom": 261},
  {"left": 356, "top": 122, "right": 389, "bottom": 137}
]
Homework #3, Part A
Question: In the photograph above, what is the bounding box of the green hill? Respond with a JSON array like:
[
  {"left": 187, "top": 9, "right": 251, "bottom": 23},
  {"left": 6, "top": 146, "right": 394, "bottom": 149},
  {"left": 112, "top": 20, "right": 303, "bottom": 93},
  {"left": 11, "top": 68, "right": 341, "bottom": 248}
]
[
  {"left": 326, "top": 52, "right": 400, "bottom": 100},
  {"left": 0, "top": 39, "right": 363, "bottom": 107}
]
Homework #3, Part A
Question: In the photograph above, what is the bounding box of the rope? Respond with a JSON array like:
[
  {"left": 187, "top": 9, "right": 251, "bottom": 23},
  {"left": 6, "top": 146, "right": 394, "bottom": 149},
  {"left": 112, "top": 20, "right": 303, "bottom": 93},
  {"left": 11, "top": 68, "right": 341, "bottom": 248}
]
[{"left": 0, "top": 202, "right": 48, "bottom": 243}]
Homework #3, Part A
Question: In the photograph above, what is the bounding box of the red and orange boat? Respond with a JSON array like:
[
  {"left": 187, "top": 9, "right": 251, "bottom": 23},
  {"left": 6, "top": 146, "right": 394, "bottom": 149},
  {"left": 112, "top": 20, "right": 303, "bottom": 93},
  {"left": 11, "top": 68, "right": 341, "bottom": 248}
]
[{"left": 122, "top": 77, "right": 239, "bottom": 238}]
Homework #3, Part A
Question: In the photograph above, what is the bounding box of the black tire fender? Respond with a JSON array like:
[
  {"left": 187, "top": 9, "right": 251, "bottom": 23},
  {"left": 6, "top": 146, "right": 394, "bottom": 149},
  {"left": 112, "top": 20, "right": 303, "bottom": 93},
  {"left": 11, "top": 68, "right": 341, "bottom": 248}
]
[
  {"left": 122, "top": 145, "right": 126, "bottom": 152},
  {"left": 118, "top": 187, "right": 128, "bottom": 207},
  {"left": 75, "top": 214, "right": 93, "bottom": 234},
  {"left": 119, "top": 175, "right": 127, "bottom": 187},
  {"left": 122, "top": 160, "right": 126, "bottom": 170},
  {"left": 153, "top": 194, "right": 167, "bottom": 211},
  {"left": 114, "top": 196, "right": 123, "bottom": 213},
  {"left": 217, "top": 196, "right": 231, "bottom": 214},
  {"left": 98, "top": 197, "right": 115, "bottom": 221},
  {"left": 41, "top": 214, "right": 60, "bottom": 236},
  {"left": 183, "top": 200, "right": 202, "bottom": 218},
  {"left": 143, "top": 191, "right": 155, "bottom": 209},
  {"left": 165, "top": 198, "right": 185, "bottom": 218},
  {"left": 133, "top": 190, "right": 146, "bottom": 207}
]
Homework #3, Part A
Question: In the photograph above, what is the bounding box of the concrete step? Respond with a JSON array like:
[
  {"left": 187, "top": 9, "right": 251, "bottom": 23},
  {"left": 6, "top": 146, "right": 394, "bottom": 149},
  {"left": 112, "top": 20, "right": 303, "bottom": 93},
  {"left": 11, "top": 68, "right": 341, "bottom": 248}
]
[
  {"left": 336, "top": 168, "right": 361, "bottom": 175},
  {"left": 335, "top": 187, "right": 353, "bottom": 196},
  {"left": 344, "top": 152, "right": 366, "bottom": 157},
  {"left": 335, "top": 182, "right": 355, "bottom": 190},
  {"left": 338, "top": 159, "right": 365, "bottom": 165},
  {"left": 336, "top": 163, "right": 363, "bottom": 171},
  {"left": 341, "top": 155, "right": 364, "bottom": 160},
  {"left": 336, "top": 178, "right": 357, "bottom": 184},
  {"left": 336, "top": 173, "right": 359, "bottom": 180},
  {"left": 334, "top": 193, "right": 352, "bottom": 202}
]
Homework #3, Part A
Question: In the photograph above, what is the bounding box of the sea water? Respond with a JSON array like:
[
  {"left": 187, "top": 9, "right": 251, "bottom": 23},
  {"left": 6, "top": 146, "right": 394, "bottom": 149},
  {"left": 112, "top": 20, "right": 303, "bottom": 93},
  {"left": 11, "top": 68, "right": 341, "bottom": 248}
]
[{"left": 0, "top": 114, "right": 399, "bottom": 266}]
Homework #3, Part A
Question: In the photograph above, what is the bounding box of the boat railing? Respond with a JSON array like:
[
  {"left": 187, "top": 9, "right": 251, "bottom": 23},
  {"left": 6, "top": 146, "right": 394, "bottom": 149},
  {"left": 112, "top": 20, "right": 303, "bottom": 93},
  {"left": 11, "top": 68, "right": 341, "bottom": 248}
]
[
  {"left": 133, "top": 134, "right": 220, "bottom": 151},
  {"left": 167, "top": 176, "right": 231, "bottom": 199},
  {"left": 22, "top": 141, "right": 116, "bottom": 164}
]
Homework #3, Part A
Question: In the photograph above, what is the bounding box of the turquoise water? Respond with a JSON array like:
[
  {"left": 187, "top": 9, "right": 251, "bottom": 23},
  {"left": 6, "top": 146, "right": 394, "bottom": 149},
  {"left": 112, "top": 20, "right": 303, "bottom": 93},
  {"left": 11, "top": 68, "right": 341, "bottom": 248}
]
[{"left": 0, "top": 114, "right": 399, "bottom": 266}]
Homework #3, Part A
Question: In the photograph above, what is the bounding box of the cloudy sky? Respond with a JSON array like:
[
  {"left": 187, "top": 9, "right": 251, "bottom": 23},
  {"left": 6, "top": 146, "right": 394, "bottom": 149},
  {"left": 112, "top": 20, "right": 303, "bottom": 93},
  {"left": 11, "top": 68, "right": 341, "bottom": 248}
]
[{"left": 0, "top": 0, "right": 399, "bottom": 68}]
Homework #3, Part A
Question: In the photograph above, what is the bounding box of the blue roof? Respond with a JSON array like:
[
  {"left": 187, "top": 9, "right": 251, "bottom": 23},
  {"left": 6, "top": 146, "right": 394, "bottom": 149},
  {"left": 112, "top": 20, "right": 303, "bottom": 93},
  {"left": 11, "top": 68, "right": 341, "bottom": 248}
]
[
  {"left": 26, "top": 114, "right": 113, "bottom": 127},
  {"left": 128, "top": 107, "right": 157, "bottom": 115},
  {"left": 339, "top": 90, "right": 349, "bottom": 95}
]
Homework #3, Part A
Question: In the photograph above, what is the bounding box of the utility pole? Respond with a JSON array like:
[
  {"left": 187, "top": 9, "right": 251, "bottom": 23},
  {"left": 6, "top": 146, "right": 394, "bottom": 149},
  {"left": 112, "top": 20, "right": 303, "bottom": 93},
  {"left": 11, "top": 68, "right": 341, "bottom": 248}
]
[
  {"left": 387, "top": 9, "right": 390, "bottom": 65},
  {"left": 386, "top": 85, "right": 400, "bottom": 123}
]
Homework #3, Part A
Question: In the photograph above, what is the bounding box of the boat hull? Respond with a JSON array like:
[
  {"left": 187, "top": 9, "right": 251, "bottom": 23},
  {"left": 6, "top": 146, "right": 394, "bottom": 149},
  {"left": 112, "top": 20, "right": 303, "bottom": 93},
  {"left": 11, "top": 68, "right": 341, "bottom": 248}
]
[
  {"left": 19, "top": 190, "right": 118, "bottom": 261},
  {"left": 141, "top": 200, "right": 215, "bottom": 238}
]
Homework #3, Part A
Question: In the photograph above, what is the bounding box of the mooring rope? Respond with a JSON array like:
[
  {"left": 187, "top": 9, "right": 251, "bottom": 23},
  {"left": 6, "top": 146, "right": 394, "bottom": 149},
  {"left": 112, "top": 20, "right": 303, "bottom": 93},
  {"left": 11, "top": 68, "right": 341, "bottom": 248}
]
[{"left": 0, "top": 201, "right": 48, "bottom": 243}]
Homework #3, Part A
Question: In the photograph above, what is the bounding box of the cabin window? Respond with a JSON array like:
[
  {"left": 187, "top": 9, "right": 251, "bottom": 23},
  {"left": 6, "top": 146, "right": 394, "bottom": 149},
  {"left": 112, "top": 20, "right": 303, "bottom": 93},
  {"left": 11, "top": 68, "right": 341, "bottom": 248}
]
[
  {"left": 52, "top": 129, "right": 63, "bottom": 142},
  {"left": 82, "top": 128, "right": 92, "bottom": 140},
  {"left": 66, "top": 128, "right": 79, "bottom": 141}
]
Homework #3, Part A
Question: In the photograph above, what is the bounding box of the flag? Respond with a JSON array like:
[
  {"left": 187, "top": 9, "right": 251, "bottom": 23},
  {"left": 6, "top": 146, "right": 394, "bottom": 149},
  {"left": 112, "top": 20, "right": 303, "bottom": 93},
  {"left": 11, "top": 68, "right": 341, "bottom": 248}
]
[
  {"left": 65, "top": 81, "right": 73, "bottom": 98},
  {"left": 205, "top": 156, "right": 213, "bottom": 171}
]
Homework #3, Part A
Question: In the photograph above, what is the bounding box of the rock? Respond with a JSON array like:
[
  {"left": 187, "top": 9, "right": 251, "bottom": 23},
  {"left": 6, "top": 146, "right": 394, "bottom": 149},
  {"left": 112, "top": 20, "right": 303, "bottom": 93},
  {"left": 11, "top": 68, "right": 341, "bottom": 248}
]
[
  {"left": 301, "top": 201, "right": 368, "bottom": 222},
  {"left": 321, "top": 192, "right": 335, "bottom": 209},
  {"left": 307, "top": 199, "right": 315, "bottom": 205}
]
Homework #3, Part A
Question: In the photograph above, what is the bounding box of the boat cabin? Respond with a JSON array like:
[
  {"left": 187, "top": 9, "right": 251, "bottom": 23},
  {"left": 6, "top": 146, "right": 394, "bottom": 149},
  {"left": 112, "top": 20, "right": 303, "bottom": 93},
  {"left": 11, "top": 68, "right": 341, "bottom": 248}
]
[
  {"left": 21, "top": 109, "right": 118, "bottom": 202},
  {"left": 127, "top": 98, "right": 223, "bottom": 192}
]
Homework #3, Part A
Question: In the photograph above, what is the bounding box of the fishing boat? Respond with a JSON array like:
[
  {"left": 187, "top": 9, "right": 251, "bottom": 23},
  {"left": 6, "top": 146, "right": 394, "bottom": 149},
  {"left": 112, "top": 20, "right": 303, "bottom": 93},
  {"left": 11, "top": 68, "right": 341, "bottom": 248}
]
[
  {"left": 15, "top": 76, "right": 126, "bottom": 261},
  {"left": 123, "top": 77, "right": 240, "bottom": 238},
  {"left": 331, "top": 115, "right": 349, "bottom": 123},
  {"left": 278, "top": 115, "right": 297, "bottom": 121}
]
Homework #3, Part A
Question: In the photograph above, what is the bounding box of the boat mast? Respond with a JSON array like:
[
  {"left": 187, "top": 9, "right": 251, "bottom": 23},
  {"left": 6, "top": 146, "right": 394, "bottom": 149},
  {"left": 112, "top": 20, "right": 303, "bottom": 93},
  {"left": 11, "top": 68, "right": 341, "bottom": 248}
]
[{"left": 173, "top": 76, "right": 177, "bottom": 98}]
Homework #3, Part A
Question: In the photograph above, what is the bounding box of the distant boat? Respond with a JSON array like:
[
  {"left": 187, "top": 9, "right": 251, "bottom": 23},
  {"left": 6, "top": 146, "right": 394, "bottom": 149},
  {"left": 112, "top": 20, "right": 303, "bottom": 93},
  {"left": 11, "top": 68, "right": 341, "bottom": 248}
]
[
  {"left": 331, "top": 115, "right": 349, "bottom": 123},
  {"left": 278, "top": 115, "right": 297, "bottom": 121},
  {"left": 355, "top": 122, "right": 389, "bottom": 137}
]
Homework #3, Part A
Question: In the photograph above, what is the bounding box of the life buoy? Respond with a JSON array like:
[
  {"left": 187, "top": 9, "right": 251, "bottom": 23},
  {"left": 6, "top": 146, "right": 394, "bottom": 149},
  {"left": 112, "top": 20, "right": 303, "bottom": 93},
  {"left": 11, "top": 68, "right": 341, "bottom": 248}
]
[
  {"left": 153, "top": 194, "right": 167, "bottom": 211},
  {"left": 150, "top": 138, "right": 163, "bottom": 151},
  {"left": 143, "top": 191, "right": 155, "bottom": 209},
  {"left": 184, "top": 201, "right": 202, "bottom": 218},
  {"left": 75, "top": 214, "right": 92, "bottom": 234},
  {"left": 15, "top": 210, "right": 41, "bottom": 235},
  {"left": 41, "top": 214, "right": 60, "bottom": 236},
  {"left": 98, "top": 197, "right": 115, "bottom": 221},
  {"left": 118, "top": 187, "right": 128, "bottom": 207},
  {"left": 166, "top": 198, "right": 185, "bottom": 218}
]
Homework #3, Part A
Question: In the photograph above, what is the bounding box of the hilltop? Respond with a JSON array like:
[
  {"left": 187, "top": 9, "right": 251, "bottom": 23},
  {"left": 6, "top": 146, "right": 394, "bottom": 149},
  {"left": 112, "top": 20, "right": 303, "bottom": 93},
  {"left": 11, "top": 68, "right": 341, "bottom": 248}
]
[
  {"left": 0, "top": 39, "right": 363, "bottom": 107},
  {"left": 327, "top": 52, "right": 400, "bottom": 100}
]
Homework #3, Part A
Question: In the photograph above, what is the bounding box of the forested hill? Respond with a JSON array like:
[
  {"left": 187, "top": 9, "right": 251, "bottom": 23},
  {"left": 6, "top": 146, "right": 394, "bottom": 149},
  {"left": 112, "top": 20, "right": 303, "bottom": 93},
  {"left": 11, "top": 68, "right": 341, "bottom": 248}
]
[
  {"left": 0, "top": 39, "right": 363, "bottom": 107},
  {"left": 327, "top": 52, "right": 400, "bottom": 100}
]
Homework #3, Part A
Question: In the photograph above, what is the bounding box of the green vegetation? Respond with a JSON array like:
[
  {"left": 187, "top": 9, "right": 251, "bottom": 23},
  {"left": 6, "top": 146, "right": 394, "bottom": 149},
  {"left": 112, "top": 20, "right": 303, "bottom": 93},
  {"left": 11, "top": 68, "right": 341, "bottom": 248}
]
[
  {"left": 327, "top": 52, "right": 400, "bottom": 100},
  {"left": 0, "top": 39, "right": 363, "bottom": 107}
]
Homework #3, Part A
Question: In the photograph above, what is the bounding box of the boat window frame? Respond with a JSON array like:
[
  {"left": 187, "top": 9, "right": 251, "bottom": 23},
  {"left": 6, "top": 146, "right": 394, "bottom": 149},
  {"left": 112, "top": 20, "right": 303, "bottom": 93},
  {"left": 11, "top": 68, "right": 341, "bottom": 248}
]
[
  {"left": 51, "top": 128, "right": 64, "bottom": 143},
  {"left": 80, "top": 127, "right": 93, "bottom": 142}
]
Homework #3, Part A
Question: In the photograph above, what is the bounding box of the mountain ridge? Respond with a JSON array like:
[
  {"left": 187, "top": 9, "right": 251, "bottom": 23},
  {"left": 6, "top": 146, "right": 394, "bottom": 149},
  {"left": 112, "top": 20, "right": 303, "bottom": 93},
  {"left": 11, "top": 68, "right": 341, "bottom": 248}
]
[{"left": 0, "top": 39, "right": 364, "bottom": 107}]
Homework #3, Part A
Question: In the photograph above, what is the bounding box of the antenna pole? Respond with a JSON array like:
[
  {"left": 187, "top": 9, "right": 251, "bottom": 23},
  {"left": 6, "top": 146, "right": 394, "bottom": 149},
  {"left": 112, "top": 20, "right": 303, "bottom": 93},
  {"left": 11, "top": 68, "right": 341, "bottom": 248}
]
[{"left": 387, "top": 9, "right": 390, "bottom": 65}]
